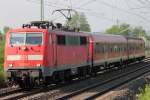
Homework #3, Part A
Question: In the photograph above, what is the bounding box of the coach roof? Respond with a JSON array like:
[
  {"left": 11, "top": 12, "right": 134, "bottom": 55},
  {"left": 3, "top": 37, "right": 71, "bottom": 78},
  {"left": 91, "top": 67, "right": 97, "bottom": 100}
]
[{"left": 91, "top": 32, "right": 127, "bottom": 43}]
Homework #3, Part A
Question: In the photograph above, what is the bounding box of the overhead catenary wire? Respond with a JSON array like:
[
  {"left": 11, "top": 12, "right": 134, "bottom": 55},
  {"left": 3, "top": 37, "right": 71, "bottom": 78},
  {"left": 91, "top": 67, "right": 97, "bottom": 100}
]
[
  {"left": 130, "top": 6, "right": 150, "bottom": 9},
  {"left": 125, "top": 0, "right": 150, "bottom": 16},
  {"left": 27, "top": 0, "right": 91, "bottom": 11},
  {"left": 137, "top": 0, "right": 150, "bottom": 6},
  {"left": 124, "top": 0, "right": 132, "bottom": 9},
  {"left": 144, "top": 0, "right": 150, "bottom": 4},
  {"left": 96, "top": 1, "right": 150, "bottom": 26},
  {"left": 125, "top": 0, "right": 150, "bottom": 30},
  {"left": 76, "top": 0, "right": 97, "bottom": 9},
  {"left": 26, "top": 0, "right": 150, "bottom": 30}
]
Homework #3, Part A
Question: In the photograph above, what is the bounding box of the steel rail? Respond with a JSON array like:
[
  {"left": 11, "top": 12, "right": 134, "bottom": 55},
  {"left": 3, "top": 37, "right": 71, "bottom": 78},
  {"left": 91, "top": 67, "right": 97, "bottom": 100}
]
[
  {"left": 0, "top": 87, "right": 22, "bottom": 97},
  {"left": 1, "top": 58, "right": 149, "bottom": 100},
  {"left": 26, "top": 58, "right": 150, "bottom": 100},
  {"left": 85, "top": 65, "right": 150, "bottom": 100},
  {"left": 57, "top": 62, "right": 150, "bottom": 100}
]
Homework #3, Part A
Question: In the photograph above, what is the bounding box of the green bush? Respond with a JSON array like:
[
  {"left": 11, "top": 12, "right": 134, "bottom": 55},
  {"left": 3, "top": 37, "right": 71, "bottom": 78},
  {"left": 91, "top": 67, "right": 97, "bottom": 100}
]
[
  {"left": 0, "top": 70, "right": 4, "bottom": 84},
  {"left": 0, "top": 40, "right": 5, "bottom": 86},
  {"left": 138, "top": 85, "right": 150, "bottom": 100}
]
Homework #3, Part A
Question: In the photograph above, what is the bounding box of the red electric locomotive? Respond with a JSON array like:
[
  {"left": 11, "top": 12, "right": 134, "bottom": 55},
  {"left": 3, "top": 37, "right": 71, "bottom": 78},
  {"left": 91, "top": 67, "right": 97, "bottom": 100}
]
[
  {"left": 4, "top": 21, "right": 91, "bottom": 88},
  {"left": 4, "top": 21, "right": 145, "bottom": 88}
]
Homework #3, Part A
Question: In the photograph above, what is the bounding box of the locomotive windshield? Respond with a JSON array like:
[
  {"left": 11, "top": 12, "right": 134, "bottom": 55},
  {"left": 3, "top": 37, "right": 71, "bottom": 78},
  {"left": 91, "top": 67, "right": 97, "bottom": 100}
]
[{"left": 10, "top": 32, "right": 42, "bottom": 45}]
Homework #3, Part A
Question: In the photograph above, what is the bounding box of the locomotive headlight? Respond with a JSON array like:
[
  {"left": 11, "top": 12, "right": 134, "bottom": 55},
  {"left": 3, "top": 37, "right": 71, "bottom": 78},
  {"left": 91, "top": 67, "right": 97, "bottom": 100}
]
[
  {"left": 36, "top": 64, "right": 41, "bottom": 67},
  {"left": 8, "top": 64, "right": 13, "bottom": 68}
]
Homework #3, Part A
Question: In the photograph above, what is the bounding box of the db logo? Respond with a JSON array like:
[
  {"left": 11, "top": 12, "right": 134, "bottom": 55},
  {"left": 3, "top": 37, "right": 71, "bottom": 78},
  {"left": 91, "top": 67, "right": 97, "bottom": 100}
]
[{"left": 21, "top": 55, "right": 28, "bottom": 60}]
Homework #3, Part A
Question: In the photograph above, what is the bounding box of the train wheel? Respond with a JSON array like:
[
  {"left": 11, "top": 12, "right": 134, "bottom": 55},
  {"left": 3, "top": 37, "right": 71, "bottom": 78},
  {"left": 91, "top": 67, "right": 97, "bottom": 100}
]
[
  {"left": 52, "top": 72, "right": 59, "bottom": 84},
  {"left": 33, "top": 78, "right": 39, "bottom": 87},
  {"left": 91, "top": 67, "right": 97, "bottom": 77},
  {"left": 52, "top": 71, "right": 65, "bottom": 84},
  {"left": 21, "top": 74, "right": 31, "bottom": 89},
  {"left": 64, "top": 70, "right": 72, "bottom": 82},
  {"left": 6, "top": 78, "right": 14, "bottom": 87},
  {"left": 60, "top": 71, "right": 65, "bottom": 84}
]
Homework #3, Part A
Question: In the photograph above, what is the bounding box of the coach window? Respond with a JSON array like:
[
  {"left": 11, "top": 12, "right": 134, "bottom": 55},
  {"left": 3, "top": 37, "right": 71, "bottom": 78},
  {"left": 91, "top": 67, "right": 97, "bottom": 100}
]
[
  {"left": 120, "top": 45, "right": 122, "bottom": 52},
  {"left": 141, "top": 43, "right": 143, "bottom": 49},
  {"left": 109, "top": 45, "right": 111, "bottom": 52},
  {"left": 123, "top": 45, "right": 125, "bottom": 52},
  {"left": 118, "top": 45, "right": 120, "bottom": 52},
  {"left": 80, "top": 36, "right": 87, "bottom": 45},
  {"left": 110, "top": 45, "right": 112, "bottom": 52},
  {"left": 49, "top": 34, "right": 52, "bottom": 45},
  {"left": 105, "top": 44, "right": 108, "bottom": 53},
  {"left": 119, "top": 45, "right": 121, "bottom": 52},
  {"left": 95, "top": 43, "right": 99, "bottom": 53},
  {"left": 102, "top": 45, "right": 105, "bottom": 53},
  {"left": 109, "top": 44, "right": 111, "bottom": 52},
  {"left": 57, "top": 35, "right": 66, "bottom": 45}
]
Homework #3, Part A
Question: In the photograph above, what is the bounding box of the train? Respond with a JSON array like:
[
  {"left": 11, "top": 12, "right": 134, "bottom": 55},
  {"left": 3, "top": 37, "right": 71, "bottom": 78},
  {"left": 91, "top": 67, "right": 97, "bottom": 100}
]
[{"left": 4, "top": 21, "right": 145, "bottom": 88}]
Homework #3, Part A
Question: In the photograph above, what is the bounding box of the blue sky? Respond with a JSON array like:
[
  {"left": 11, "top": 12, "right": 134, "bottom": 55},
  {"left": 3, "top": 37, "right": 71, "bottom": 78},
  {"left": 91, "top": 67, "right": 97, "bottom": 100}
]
[{"left": 0, "top": 0, "right": 150, "bottom": 33}]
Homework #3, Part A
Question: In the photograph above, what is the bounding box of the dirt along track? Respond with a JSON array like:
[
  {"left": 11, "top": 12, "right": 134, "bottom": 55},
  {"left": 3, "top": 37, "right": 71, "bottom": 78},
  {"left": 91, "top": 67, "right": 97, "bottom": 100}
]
[{"left": 9, "top": 58, "right": 149, "bottom": 100}]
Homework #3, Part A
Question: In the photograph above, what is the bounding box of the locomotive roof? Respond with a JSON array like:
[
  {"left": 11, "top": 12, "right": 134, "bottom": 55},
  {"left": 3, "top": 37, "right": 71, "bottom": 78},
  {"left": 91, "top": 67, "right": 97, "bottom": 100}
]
[
  {"left": 8, "top": 28, "right": 47, "bottom": 33},
  {"left": 49, "top": 30, "right": 89, "bottom": 36}
]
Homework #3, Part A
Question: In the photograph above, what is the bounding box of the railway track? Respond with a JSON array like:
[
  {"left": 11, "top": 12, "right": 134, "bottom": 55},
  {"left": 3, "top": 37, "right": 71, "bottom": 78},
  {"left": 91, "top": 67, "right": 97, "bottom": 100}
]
[
  {"left": 57, "top": 60, "right": 150, "bottom": 100},
  {"left": 1, "top": 58, "right": 150, "bottom": 100},
  {"left": 0, "top": 87, "right": 22, "bottom": 97},
  {"left": 21, "top": 58, "right": 150, "bottom": 100},
  {"left": 0, "top": 88, "right": 48, "bottom": 100},
  {"left": 0, "top": 78, "right": 84, "bottom": 100},
  {"left": 0, "top": 84, "right": 63, "bottom": 100}
]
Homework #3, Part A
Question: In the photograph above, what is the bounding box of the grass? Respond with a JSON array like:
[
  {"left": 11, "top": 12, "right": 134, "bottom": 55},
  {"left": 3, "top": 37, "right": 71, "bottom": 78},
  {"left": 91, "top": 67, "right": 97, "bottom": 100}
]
[
  {"left": 138, "top": 85, "right": 150, "bottom": 100},
  {"left": 0, "top": 39, "right": 5, "bottom": 87}
]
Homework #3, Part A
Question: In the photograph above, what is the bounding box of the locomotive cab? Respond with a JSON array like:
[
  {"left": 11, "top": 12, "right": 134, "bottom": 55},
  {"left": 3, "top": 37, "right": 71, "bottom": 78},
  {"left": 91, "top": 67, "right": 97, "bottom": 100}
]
[{"left": 4, "top": 28, "right": 47, "bottom": 88}]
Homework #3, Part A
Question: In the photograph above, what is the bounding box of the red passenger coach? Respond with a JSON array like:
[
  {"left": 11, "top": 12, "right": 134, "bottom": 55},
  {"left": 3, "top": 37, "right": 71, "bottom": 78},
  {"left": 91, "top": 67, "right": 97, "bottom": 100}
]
[
  {"left": 92, "top": 34, "right": 127, "bottom": 66},
  {"left": 126, "top": 37, "right": 145, "bottom": 62},
  {"left": 89, "top": 33, "right": 128, "bottom": 72}
]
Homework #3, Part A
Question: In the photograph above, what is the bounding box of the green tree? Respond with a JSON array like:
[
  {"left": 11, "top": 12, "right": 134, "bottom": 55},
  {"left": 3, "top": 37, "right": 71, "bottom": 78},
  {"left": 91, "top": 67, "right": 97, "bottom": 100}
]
[
  {"left": 65, "top": 12, "right": 91, "bottom": 32},
  {"left": 106, "top": 23, "right": 147, "bottom": 38},
  {"left": 0, "top": 40, "right": 5, "bottom": 85},
  {"left": 132, "top": 26, "right": 147, "bottom": 37},
  {"left": 0, "top": 31, "right": 2, "bottom": 35},
  {"left": 106, "top": 23, "right": 131, "bottom": 36},
  {"left": 0, "top": 29, "right": 5, "bottom": 86},
  {"left": 3, "top": 26, "right": 10, "bottom": 34}
]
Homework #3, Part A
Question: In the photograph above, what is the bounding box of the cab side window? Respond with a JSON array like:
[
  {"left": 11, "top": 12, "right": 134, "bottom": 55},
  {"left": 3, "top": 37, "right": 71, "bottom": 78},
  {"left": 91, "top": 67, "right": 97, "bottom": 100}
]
[
  {"left": 80, "top": 37, "right": 87, "bottom": 45},
  {"left": 57, "top": 35, "right": 66, "bottom": 45}
]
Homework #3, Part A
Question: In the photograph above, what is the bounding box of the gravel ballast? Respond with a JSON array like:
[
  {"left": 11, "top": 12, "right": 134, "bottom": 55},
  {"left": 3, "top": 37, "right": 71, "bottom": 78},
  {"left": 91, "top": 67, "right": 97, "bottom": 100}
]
[{"left": 97, "top": 73, "right": 150, "bottom": 100}]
